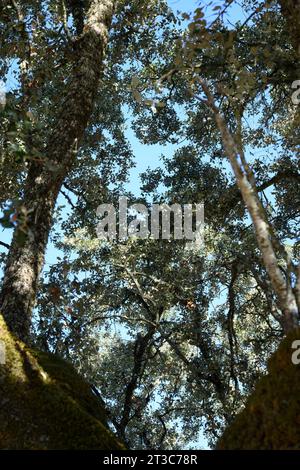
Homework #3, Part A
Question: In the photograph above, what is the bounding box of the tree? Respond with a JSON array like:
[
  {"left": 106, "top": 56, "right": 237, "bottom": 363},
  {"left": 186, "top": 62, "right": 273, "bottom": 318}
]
[
  {"left": 1, "top": 0, "right": 299, "bottom": 450},
  {"left": 0, "top": 0, "right": 118, "bottom": 341}
]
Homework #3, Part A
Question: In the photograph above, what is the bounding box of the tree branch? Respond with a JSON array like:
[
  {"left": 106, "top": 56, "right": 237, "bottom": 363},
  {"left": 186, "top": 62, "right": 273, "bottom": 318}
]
[
  {"left": 198, "top": 79, "right": 299, "bottom": 332},
  {"left": 0, "top": 240, "right": 10, "bottom": 250}
]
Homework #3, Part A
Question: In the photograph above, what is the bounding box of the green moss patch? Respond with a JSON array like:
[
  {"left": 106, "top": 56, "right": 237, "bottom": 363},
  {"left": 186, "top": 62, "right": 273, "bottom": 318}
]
[
  {"left": 217, "top": 329, "right": 300, "bottom": 449},
  {"left": 0, "top": 315, "right": 125, "bottom": 450}
]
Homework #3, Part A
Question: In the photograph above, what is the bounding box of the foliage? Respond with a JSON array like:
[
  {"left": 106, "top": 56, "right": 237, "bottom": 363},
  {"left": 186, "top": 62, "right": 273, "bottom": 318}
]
[{"left": 0, "top": 0, "right": 299, "bottom": 450}]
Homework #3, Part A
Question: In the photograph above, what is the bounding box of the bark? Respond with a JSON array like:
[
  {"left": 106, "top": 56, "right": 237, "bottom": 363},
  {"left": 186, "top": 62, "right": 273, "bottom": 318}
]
[
  {"left": 0, "top": 0, "right": 116, "bottom": 341},
  {"left": 117, "top": 327, "right": 156, "bottom": 443},
  {"left": 200, "top": 80, "right": 299, "bottom": 333}
]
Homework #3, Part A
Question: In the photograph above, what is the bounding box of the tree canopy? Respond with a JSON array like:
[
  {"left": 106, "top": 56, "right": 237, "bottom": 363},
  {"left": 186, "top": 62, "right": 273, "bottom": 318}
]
[{"left": 0, "top": 0, "right": 299, "bottom": 450}]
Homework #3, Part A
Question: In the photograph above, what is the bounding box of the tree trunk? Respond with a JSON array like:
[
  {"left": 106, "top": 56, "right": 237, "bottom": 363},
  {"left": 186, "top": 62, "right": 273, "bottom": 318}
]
[
  {"left": 200, "top": 79, "right": 299, "bottom": 333},
  {"left": 0, "top": 0, "right": 116, "bottom": 341}
]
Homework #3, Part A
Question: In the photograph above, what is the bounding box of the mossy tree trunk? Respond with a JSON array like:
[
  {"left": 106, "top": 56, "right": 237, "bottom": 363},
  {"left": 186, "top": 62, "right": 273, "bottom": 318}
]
[
  {"left": 0, "top": 0, "right": 117, "bottom": 342},
  {"left": 0, "top": 315, "right": 125, "bottom": 449}
]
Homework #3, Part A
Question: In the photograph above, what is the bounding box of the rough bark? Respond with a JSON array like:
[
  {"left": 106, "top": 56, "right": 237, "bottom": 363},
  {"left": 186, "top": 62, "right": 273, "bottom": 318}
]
[{"left": 0, "top": 0, "right": 116, "bottom": 341}]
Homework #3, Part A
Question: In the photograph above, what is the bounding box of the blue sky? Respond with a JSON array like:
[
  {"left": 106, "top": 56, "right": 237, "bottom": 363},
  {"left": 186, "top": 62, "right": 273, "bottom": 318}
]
[
  {"left": 0, "top": 0, "right": 251, "bottom": 448},
  {"left": 126, "top": 0, "right": 249, "bottom": 195},
  {"left": 0, "top": 0, "right": 247, "bottom": 248}
]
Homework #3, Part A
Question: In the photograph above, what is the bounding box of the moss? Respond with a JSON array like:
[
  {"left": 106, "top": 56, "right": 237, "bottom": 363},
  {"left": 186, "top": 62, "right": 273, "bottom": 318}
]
[
  {"left": 217, "top": 329, "right": 300, "bottom": 449},
  {"left": 0, "top": 315, "right": 125, "bottom": 450}
]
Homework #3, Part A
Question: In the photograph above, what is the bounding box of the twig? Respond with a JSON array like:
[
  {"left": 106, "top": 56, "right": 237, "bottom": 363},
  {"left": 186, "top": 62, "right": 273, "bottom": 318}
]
[{"left": 0, "top": 240, "right": 10, "bottom": 250}]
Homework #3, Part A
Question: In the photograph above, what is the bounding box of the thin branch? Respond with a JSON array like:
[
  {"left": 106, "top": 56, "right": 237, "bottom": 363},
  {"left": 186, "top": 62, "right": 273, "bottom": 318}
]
[
  {"left": 61, "top": 0, "right": 74, "bottom": 42},
  {"left": 63, "top": 182, "right": 89, "bottom": 205},
  {"left": 227, "top": 262, "right": 239, "bottom": 393},
  {"left": 118, "top": 327, "right": 156, "bottom": 439},
  {"left": 198, "top": 78, "right": 299, "bottom": 332},
  {"left": 0, "top": 240, "right": 10, "bottom": 250},
  {"left": 60, "top": 189, "right": 77, "bottom": 209}
]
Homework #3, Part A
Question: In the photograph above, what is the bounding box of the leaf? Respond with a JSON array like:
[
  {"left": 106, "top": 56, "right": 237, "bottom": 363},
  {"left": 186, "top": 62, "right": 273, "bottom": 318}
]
[
  {"left": 144, "top": 99, "right": 154, "bottom": 107},
  {"left": 131, "top": 76, "right": 140, "bottom": 89},
  {"left": 133, "top": 90, "right": 142, "bottom": 103}
]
